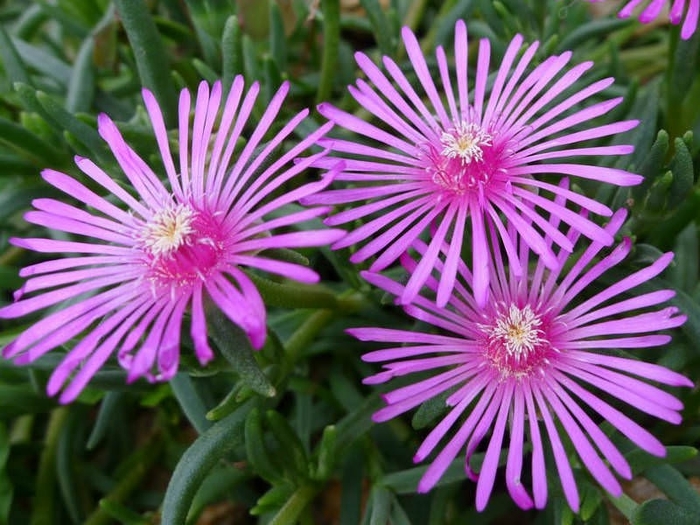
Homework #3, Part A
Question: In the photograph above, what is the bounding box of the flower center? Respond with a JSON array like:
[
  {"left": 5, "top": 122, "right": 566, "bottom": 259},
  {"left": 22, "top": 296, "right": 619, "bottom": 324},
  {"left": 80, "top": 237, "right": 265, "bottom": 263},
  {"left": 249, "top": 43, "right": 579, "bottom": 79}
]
[
  {"left": 427, "top": 121, "right": 498, "bottom": 196},
  {"left": 139, "top": 202, "right": 227, "bottom": 289},
  {"left": 439, "top": 122, "right": 492, "bottom": 165},
  {"left": 479, "top": 304, "right": 551, "bottom": 379},
  {"left": 141, "top": 203, "right": 196, "bottom": 257}
]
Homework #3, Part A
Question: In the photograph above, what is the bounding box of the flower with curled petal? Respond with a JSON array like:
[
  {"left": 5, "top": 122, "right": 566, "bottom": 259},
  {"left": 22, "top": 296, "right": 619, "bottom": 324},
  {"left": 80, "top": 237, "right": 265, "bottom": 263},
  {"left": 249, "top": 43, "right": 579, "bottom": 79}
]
[
  {"left": 305, "top": 20, "right": 642, "bottom": 308},
  {"left": 0, "top": 79, "right": 344, "bottom": 403},
  {"left": 349, "top": 195, "right": 690, "bottom": 511}
]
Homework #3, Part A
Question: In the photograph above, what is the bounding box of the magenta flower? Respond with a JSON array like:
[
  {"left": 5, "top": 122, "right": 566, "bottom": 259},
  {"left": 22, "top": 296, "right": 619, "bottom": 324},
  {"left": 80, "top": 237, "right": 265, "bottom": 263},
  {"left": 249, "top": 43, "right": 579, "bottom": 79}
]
[
  {"left": 0, "top": 79, "right": 344, "bottom": 403},
  {"left": 305, "top": 20, "right": 642, "bottom": 308},
  {"left": 588, "top": 0, "right": 699, "bottom": 40},
  {"left": 349, "top": 200, "right": 690, "bottom": 511}
]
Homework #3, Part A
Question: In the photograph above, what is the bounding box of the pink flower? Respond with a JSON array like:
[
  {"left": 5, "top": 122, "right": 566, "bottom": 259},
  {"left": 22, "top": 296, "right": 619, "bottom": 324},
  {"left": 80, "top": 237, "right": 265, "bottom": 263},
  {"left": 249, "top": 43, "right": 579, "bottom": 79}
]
[
  {"left": 588, "top": 0, "right": 699, "bottom": 40},
  {"left": 349, "top": 199, "right": 691, "bottom": 511},
  {"left": 0, "top": 79, "right": 344, "bottom": 403},
  {"left": 305, "top": 20, "right": 641, "bottom": 308}
]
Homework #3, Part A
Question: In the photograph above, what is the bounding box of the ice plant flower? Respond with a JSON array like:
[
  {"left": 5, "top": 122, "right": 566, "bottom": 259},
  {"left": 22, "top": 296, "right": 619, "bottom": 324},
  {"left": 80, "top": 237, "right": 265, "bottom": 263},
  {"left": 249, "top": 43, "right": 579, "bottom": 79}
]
[
  {"left": 305, "top": 20, "right": 642, "bottom": 307},
  {"left": 349, "top": 200, "right": 691, "bottom": 511},
  {"left": 588, "top": 0, "right": 699, "bottom": 40},
  {"left": 0, "top": 79, "right": 344, "bottom": 403}
]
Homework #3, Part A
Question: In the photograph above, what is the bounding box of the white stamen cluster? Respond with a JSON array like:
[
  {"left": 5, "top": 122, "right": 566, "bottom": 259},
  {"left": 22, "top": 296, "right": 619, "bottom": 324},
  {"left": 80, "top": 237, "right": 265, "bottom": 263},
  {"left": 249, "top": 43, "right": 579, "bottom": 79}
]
[
  {"left": 141, "top": 203, "right": 196, "bottom": 257},
  {"left": 487, "top": 304, "right": 544, "bottom": 359},
  {"left": 439, "top": 121, "right": 492, "bottom": 164}
]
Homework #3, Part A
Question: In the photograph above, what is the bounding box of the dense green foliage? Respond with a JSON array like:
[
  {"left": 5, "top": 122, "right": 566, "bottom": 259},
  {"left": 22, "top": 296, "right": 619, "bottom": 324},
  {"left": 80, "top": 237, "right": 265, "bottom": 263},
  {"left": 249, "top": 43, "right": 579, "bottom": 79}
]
[{"left": 0, "top": 0, "right": 699, "bottom": 523}]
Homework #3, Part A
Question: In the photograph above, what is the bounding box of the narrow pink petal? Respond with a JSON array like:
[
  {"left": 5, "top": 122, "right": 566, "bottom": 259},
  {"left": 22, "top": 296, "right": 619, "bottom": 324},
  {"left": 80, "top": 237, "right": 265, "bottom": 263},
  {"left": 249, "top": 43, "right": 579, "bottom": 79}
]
[
  {"left": 46, "top": 292, "right": 148, "bottom": 396},
  {"left": 436, "top": 45, "right": 458, "bottom": 122},
  {"left": 505, "top": 386, "right": 534, "bottom": 509},
  {"left": 556, "top": 362, "right": 682, "bottom": 423},
  {"left": 472, "top": 38, "right": 491, "bottom": 120},
  {"left": 401, "top": 26, "right": 450, "bottom": 128},
  {"left": 335, "top": 196, "right": 433, "bottom": 250},
  {"left": 32, "top": 198, "right": 134, "bottom": 236},
  {"left": 326, "top": 188, "right": 426, "bottom": 226},
  {"left": 365, "top": 203, "right": 443, "bottom": 270},
  {"left": 681, "top": 0, "right": 699, "bottom": 39},
  {"left": 567, "top": 350, "right": 693, "bottom": 387},
  {"left": 127, "top": 300, "right": 176, "bottom": 382},
  {"left": 354, "top": 52, "right": 436, "bottom": 139},
  {"left": 451, "top": 20, "right": 470, "bottom": 117},
  {"left": 19, "top": 256, "right": 122, "bottom": 278},
  {"left": 554, "top": 371, "right": 666, "bottom": 456},
  {"left": 206, "top": 273, "right": 266, "bottom": 349},
  {"left": 517, "top": 178, "right": 612, "bottom": 217},
  {"left": 240, "top": 207, "right": 331, "bottom": 238},
  {"left": 513, "top": 187, "right": 613, "bottom": 244},
  {"left": 191, "top": 284, "right": 214, "bottom": 365},
  {"left": 235, "top": 230, "right": 344, "bottom": 253},
  {"left": 97, "top": 114, "right": 169, "bottom": 208},
  {"left": 532, "top": 386, "right": 580, "bottom": 512},
  {"left": 206, "top": 76, "right": 245, "bottom": 196},
  {"left": 235, "top": 151, "right": 336, "bottom": 223},
  {"left": 350, "top": 326, "right": 465, "bottom": 345},
  {"left": 476, "top": 383, "right": 513, "bottom": 511},
  {"left": 382, "top": 55, "right": 441, "bottom": 133},
  {"left": 156, "top": 298, "right": 188, "bottom": 380},
  {"left": 231, "top": 255, "right": 319, "bottom": 284},
  {"left": 40, "top": 168, "right": 131, "bottom": 222},
  {"left": 564, "top": 251, "right": 674, "bottom": 320},
  {"left": 362, "top": 342, "right": 473, "bottom": 363},
  {"left": 544, "top": 375, "right": 631, "bottom": 478},
  {"left": 350, "top": 82, "right": 426, "bottom": 145},
  {"left": 14, "top": 264, "right": 133, "bottom": 298},
  {"left": 470, "top": 200, "right": 490, "bottom": 306},
  {"left": 523, "top": 383, "right": 547, "bottom": 508},
  {"left": 24, "top": 211, "right": 132, "bottom": 245},
  {"left": 210, "top": 80, "right": 259, "bottom": 199},
  {"left": 401, "top": 205, "right": 457, "bottom": 305},
  {"left": 437, "top": 203, "right": 468, "bottom": 307},
  {"left": 542, "top": 381, "right": 622, "bottom": 496},
  {"left": 561, "top": 359, "right": 684, "bottom": 410},
  {"left": 142, "top": 88, "right": 183, "bottom": 199},
  {"left": 317, "top": 102, "right": 417, "bottom": 155},
  {"left": 54, "top": 300, "right": 152, "bottom": 402},
  {"left": 0, "top": 272, "right": 139, "bottom": 319},
  {"left": 511, "top": 163, "right": 643, "bottom": 186},
  {"left": 416, "top": 382, "right": 496, "bottom": 490},
  {"left": 178, "top": 86, "right": 192, "bottom": 192},
  {"left": 73, "top": 159, "right": 150, "bottom": 218}
]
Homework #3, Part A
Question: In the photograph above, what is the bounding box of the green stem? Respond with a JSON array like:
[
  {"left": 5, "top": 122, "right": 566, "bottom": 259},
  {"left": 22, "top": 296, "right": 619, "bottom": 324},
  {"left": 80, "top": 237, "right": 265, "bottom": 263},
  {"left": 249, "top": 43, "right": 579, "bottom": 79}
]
[
  {"left": 30, "top": 407, "right": 68, "bottom": 525},
  {"left": 316, "top": 0, "right": 340, "bottom": 105},
  {"left": 268, "top": 484, "right": 318, "bottom": 525},
  {"left": 83, "top": 431, "right": 162, "bottom": 525}
]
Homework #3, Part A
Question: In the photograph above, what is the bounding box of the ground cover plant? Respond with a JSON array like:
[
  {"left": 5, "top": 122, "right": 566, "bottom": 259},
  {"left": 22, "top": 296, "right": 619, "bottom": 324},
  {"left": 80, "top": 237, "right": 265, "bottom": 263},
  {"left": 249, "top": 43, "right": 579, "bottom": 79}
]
[{"left": 0, "top": 0, "right": 699, "bottom": 524}]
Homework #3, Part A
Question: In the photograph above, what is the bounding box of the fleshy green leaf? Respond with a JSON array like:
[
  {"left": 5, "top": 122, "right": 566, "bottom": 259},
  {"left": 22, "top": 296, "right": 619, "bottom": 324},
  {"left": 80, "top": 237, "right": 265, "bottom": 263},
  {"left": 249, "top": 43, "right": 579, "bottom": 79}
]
[
  {"left": 632, "top": 499, "right": 700, "bottom": 525},
  {"left": 170, "top": 374, "right": 212, "bottom": 434},
  {"left": 113, "top": 0, "right": 178, "bottom": 126},
  {"left": 66, "top": 37, "right": 95, "bottom": 113},
  {"left": 161, "top": 399, "right": 254, "bottom": 524}
]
